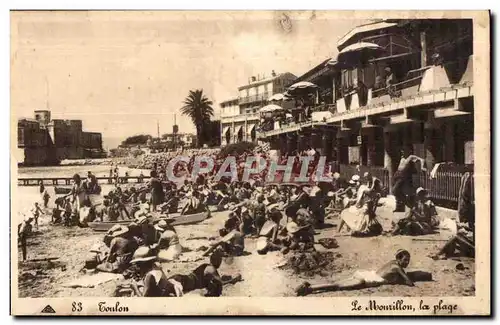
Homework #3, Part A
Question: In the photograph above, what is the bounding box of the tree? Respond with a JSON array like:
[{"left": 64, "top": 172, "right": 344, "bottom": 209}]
[
  {"left": 121, "top": 134, "right": 151, "bottom": 146},
  {"left": 180, "top": 89, "right": 214, "bottom": 148}
]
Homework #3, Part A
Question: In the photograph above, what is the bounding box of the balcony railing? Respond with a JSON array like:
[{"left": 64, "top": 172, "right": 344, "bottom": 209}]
[
  {"left": 239, "top": 92, "right": 271, "bottom": 104},
  {"left": 221, "top": 112, "right": 260, "bottom": 124}
]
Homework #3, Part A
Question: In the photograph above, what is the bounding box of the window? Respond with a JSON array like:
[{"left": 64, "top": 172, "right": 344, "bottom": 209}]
[
  {"left": 342, "top": 70, "right": 355, "bottom": 89},
  {"left": 255, "top": 86, "right": 259, "bottom": 95},
  {"left": 264, "top": 83, "right": 268, "bottom": 92}
]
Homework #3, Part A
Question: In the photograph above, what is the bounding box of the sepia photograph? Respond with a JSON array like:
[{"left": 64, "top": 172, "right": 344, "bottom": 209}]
[{"left": 10, "top": 10, "right": 490, "bottom": 315}]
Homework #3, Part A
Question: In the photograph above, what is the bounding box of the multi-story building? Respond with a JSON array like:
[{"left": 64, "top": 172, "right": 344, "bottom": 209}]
[
  {"left": 16, "top": 110, "right": 105, "bottom": 166},
  {"left": 220, "top": 71, "right": 297, "bottom": 146},
  {"left": 257, "top": 19, "right": 474, "bottom": 201}
]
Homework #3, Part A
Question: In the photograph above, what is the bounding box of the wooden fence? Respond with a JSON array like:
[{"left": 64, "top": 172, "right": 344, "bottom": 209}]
[{"left": 339, "top": 164, "right": 474, "bottom": 209}]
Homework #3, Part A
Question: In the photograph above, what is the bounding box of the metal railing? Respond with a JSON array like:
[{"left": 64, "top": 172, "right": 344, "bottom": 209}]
[
  {"left": 239, "top": 93, "right": 271, "bottom": 104},
  {"left": 338, "top": 164, "right": 474, "bottom": 208}
]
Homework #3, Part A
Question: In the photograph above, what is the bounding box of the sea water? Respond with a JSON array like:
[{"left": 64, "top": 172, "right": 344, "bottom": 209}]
[{"left": 14, "top": 165, "right": 150, "bottom": 223}]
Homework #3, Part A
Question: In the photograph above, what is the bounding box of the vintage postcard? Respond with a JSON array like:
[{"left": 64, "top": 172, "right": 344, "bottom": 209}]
[{"left": 10, "top": 10, "right": 490, "bottom": 316}]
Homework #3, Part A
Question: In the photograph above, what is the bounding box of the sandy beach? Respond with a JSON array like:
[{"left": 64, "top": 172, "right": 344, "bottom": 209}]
[{"left": 17, "top": 196, "right": 475, "bottom": 298}]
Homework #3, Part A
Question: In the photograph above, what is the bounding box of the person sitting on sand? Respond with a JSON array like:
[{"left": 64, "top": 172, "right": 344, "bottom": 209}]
[
  {"left": 256, "top": 209, "right": 283, "bottom": 255},
  {"left": 430, "top": 198, "right": 475, "bottom": 260},
  {"left": 282, "top": 216, "right": 315, "bottom": 253},
  {"left": 295, "top": 249, "right": 415, "bottom": 296},
  {"left": 337, "top": 183, "right": 383, "bottom": 236},
  {"left": 151, "top": 220, "right": 182, "bottom": 262},
  {"left": 392, "top": 187, "right": 439, "bottom": 236},
  {"left": 128, "top": 247, "right": 182, "bottom": 297},
  {"left": 338, "top": 175, "right": 361, "bottom": 209},
  {"left": 167, "top": 248, "right": 242, "bottom": 297},
  {"left": 96, "top": 225, "right": 138, "bottom": 273},
  {"left": 206, "top": 220, "right": 245, "bottom": 257},
  {"left": 162, "top": 189, "right": 180, "bottom": 214},
  {"left": 132, "top": 215, "right": 158, "bottom": 247},
  {"left": 181, "top": 190, "right": 206, "bottom": 216}
]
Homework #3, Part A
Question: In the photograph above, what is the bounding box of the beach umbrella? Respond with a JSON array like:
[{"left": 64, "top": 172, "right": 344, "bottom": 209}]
[
  {"left": 337, "top": 42, "right": 384, "bottom": 63},
  {"left": 268, "top": 93, "right": 285, "bottom": 102},
  {"left": 285, "top": 81, "right": 319, "bottom": 98},
  {"left": 287, "top": 81, "right": 318, "bottom": 92},
  {"left": 259, "top": 104, "right": 284, "bottom": 113}
]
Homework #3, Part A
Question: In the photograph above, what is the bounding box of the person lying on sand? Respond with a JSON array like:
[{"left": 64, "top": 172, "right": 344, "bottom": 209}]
[
  {"left": 167, "top": 248, "right": 242, "bottom": 297},
  {"left": 295, "top": 249, "right": 414, "bottom": 296}
]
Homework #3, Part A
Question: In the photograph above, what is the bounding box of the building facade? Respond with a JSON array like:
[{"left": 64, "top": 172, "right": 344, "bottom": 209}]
[
  {"left": 256, "top": 19, "right": 474, "bottom": 199},
  {"left": 17, "top": 110, "right": 105, "bottom": 166},
  {"left": 220, "top": 71, "right": 297, "bottom": 146}
]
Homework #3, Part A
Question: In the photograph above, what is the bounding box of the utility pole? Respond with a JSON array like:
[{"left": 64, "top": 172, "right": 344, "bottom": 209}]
[
  {"left": 157, "top": 120, "right": 160, "bottom": 139},
  {"left": 173, "top": 114, "right": 177, "bottom": 151}
]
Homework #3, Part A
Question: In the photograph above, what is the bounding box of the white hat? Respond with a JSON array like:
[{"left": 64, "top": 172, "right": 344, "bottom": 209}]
[
  {"left": 416, "top": 187, "right": 427, "bottom": 196},
  {"left": 351, "top": 175, "right": 360, "bottom": 182}
]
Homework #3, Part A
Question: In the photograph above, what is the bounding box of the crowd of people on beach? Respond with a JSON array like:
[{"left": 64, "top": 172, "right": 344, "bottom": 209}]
[{"left": 18, "top": 145, "right": 475, "bottom": 297}]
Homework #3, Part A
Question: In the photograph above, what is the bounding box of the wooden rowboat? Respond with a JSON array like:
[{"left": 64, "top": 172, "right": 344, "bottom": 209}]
[
  {"left": 87, "top": 212, "right": 210, "bottom": 232},
  {"left": 54, "top": 187, "right": 72, "bottom": 195}
]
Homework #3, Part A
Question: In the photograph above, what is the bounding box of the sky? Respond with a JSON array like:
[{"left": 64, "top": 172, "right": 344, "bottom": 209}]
[{"left": 11, "top": 11, "right": 367, "bottom": 149}]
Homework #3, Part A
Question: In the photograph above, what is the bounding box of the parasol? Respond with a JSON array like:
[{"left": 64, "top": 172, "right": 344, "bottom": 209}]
[
  {"left": 259, "top": 104, "right": 284, "bottom": 113},
  {"left": 337, "top": 42, "right": 384, "bottom": 63}
]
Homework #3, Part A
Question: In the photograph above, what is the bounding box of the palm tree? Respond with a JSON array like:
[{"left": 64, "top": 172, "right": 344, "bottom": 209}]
[{"left": 180, "top": 89, "right": 214, "bottom": 148}]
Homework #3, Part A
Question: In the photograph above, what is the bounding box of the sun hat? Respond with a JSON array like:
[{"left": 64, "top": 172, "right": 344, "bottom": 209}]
[
  {"left": 154, "top": 219, "right": 175, "bottom": 232},
  {"left": 395, "top": 249, "right": 410, "bottom": 260},
  {"left": 107, "top": 225, "right": 129, "bottom": 238},
  {"left": 351, "top": 175, "right": 360, "bottom": 182},
  {"left": 130, "top": 246, "right": 157, "bottom": 264},
  {"left": 416, "top": 187, "right": 427, "bottom": 196}
]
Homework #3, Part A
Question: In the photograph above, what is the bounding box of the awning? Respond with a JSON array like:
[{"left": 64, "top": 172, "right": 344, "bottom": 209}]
[
  {"left": 337, "top": 21, "right": 398, "bottom": 48},
  {"left": 234, "top": 125, "right": 243, "bottom": 135},
  {"left": 246, "top": 123, "right": 256, "bottom": 134},
  {"left": 222, "top": 126, "right": 230, "bottom": 135}
]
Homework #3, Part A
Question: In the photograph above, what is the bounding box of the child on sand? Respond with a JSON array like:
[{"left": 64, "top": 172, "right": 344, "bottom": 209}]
[
  {"left": 31, "top": 202, "right": 44, "bottom": 230},
  {"left": 295, "top": 249, "right": 414, "bottom": 296}
]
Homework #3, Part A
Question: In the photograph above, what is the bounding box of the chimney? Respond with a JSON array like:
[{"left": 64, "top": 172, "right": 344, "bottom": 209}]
[
  {"left": 272, "top": 70, "right": 276, "bottom": 77},
  {"left": 251, "top": 76, "right": 256, "bottom": 82}
]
